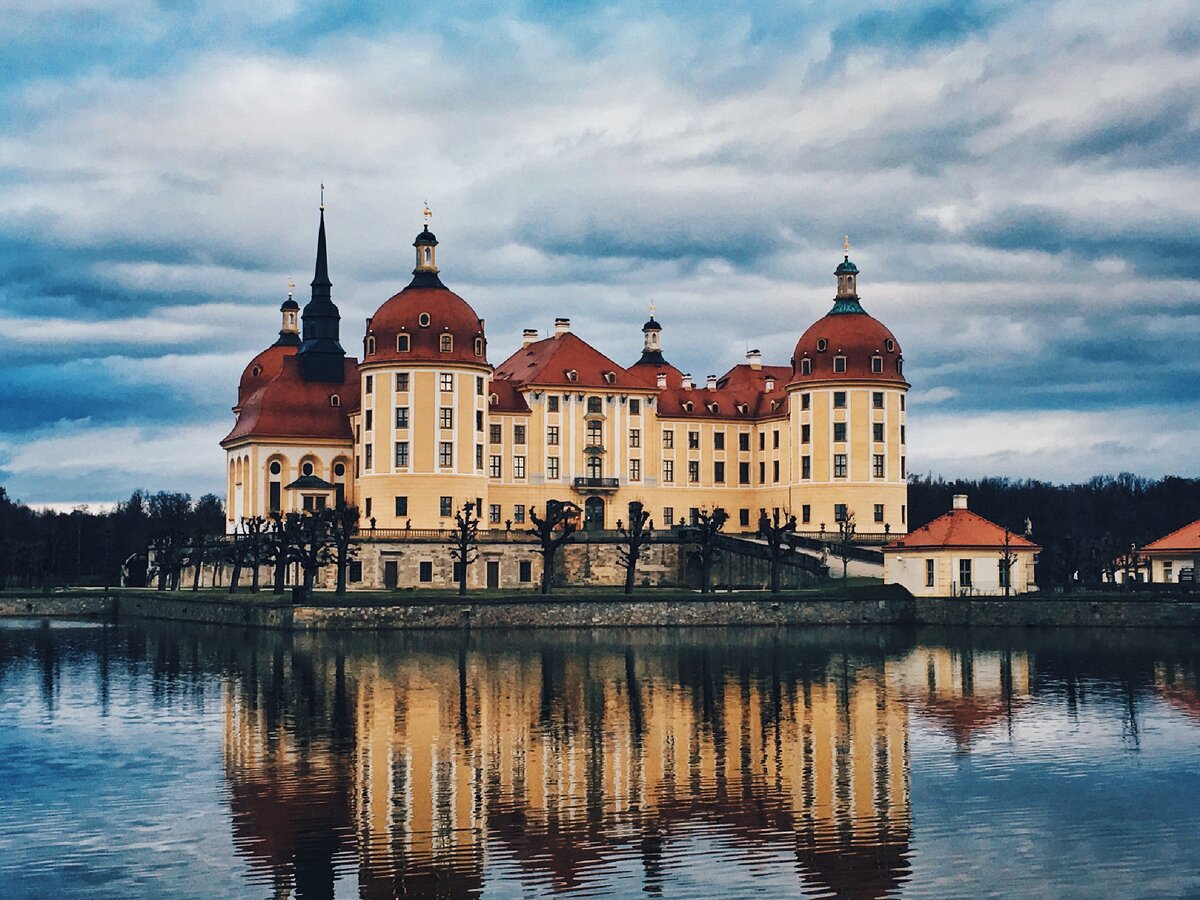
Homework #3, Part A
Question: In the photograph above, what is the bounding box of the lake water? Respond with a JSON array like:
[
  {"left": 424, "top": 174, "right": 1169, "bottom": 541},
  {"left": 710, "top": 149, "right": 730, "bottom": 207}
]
[{"left": 0, "top": 619, "right": 1198, "bottom": 899}]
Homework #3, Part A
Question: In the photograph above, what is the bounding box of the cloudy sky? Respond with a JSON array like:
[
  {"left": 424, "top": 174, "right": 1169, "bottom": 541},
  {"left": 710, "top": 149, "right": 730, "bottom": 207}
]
[{"left": 1, "top": 0, "right": 1198, "bottom": 506}]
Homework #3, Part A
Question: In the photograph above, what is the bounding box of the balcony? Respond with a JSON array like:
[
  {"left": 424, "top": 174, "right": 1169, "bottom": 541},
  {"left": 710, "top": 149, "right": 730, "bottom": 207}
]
[{"left": 573, "top": 477, "right": 619, "bottom": 491}]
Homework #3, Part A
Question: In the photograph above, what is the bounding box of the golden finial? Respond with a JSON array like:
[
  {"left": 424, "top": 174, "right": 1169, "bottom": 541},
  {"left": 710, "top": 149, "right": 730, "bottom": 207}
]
[
  {"left": 649, "top": 299, "right": 656, "bottom": 317},
  {"left": 320, "top": 183, "right": 325, "bottom": 211},
  {"left": 844, "top": 234, "right": 851, "bottom": 257},
  {"left": 287, "top": 277, "right": 294, "bottom": 299},
  {"left": 423, "top": 200, "right": 432, "bottom": 226}
]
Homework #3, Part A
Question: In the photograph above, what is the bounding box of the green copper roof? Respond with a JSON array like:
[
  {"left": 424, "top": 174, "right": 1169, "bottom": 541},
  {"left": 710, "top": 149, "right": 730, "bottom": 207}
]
[
  {"left": 835, "top": 257, "right": 858, "bottom": 274},
  {"left": 828, "top": 297, "right": 866, "bottom": 315}
]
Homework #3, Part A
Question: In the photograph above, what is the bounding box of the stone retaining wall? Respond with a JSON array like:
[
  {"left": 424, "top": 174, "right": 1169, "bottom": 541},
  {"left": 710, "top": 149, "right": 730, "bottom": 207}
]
[
  {"left": 0, "top": 594, "right": 115, "bottom": 618},
  {"left": 914, "top": 596, "right": 1200, "bottom": 628}
]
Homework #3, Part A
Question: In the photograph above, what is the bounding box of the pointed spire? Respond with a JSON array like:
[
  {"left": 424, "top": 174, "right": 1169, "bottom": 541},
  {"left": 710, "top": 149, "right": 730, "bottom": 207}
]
[
  {"left": 298, "top": 200, "right": 345, "bottom": 382},
  {"left": 311, "top": 208, "right": 332, "bottom": 294}
]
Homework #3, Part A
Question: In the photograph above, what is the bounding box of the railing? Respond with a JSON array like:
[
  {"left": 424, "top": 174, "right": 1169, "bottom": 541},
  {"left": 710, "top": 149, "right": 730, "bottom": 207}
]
[{"left": 572, "top": 477, "right": 620, "bottom": 489}]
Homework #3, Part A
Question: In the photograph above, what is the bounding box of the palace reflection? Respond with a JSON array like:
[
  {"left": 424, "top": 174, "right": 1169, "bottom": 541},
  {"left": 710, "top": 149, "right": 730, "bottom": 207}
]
[{"left": 221, "top": 633, "right": 915, "bottom": 899}]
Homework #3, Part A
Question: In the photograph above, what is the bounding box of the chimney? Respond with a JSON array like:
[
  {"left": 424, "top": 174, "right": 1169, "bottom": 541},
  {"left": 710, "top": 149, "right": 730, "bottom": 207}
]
[
  {"left": 952, "top": 494, "right": 968, "bottom": 510},
  {"left": 522, "top": 328, "right": 538, "bottom": 347},
  {"left": 554, "top": 317, "right": 571, "bottom": 335},
  {"left": 681, "top": 373, "right": 693, "bottom": 389},
  {"left": 656, "top": 373, "right": 667, "bottom": 389},
  {"left": 746, "top": 349, "right": 762, "bottom": 370},
  {"left": 764, "top": 376, "right": 775, "bottom": 392},
  {"left": 706, "top": 374, "right": 718, "bottom": 391}
]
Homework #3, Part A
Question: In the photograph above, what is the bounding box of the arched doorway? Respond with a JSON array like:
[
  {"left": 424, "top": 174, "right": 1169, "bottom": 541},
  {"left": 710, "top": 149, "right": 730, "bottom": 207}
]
[{"left": 584, "top": 497, "right": 605, "bottom": 531}]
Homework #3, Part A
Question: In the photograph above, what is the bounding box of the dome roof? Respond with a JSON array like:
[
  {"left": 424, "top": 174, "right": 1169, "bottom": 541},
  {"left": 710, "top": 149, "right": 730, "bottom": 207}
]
[
  {"left": 236, "top": 343, "right": 297, "bottom": 409},
  {"left": 414, "top": 225, "right": 438, "bottom": 245},
  {"left": 790, "top": 309, "right": 905, "bottom": 385},
  {"left": 364, "top": 283, "right": 489, "bottom": 366},
  {"left": 835, "top": 257, "right": 858, "bottom": 275},
  {"left": 642, "top": 316, "right": 661, "bottom": 332},
  {"left": 280, "top": 298, "right": 300, "bottom": 311}
]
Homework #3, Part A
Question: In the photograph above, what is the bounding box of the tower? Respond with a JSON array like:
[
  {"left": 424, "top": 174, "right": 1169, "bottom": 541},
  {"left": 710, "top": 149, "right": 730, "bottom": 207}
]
[{"left": 297, "top": 207, "right": 347, "bottom": 383}]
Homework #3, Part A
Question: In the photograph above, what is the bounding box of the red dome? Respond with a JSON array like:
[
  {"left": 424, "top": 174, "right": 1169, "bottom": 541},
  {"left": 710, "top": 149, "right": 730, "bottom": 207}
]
[
  {"left": 363, "top": 284, "right": 489, "bottom": 366},
  {"left": 236, "top": 343, "right": 297, "bottom": 409},
  {"left": 790, "top": 311, "right": 906, "bottom": 385}
]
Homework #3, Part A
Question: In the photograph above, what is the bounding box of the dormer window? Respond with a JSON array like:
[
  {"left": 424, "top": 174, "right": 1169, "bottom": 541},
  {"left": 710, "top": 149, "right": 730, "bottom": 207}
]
[
  {"left": 489, "top": 392, "right": 499, "bottom": 404},
  {"left": 440, "top": 334, "right": 453, "bottom": 352},
  {"left": 419, "top": 312, "right": 431, "bottom": 328},
  {"left": 897, "top": 357, "right": 904, "bottom": 375},
  {"left": 604, "top": 371, "right": 616, "bottom": 384},
  {"left": 834, "top": 356, "right": 847, "bottom": 373},
  {"left": 817, "top": 339, "right": 828, "bottom": 353},
  {"left": 365, "top": 336, "right": 376, "bottom": 355},
  {"left": 397, "top": 333, "right": 410, "bottom": 352},
  {"left": 801, "top": 358, "right": 812, "bottom": 375},
  {"left": 330, "top": 395, "right": 340, "bottom": 407},
  {"left": 566, "top": 369, "right": 578, "bottom": 382},
  {"left": 871, "top": 356, "right": 883, "bottom": 374},
  {"left": 474, "top": 337, "right": 484, "bottom": 356},
  {"left": 707, "top": 402, "right": 718, "bottom": 413},
  {"left": 886, "top": 339, "right": 895, "bottom": 353},
  {"left": 683, "top": 401, "right": 694, "bottom": 412},
  {"left": 251, "top": 365, "right": 262, "bottom": 377}
]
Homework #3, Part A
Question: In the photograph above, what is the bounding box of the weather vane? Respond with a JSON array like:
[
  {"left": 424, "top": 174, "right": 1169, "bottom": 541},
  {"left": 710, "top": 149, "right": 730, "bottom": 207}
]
[
  {"left": 423, "top": 200, "right": 432, "bottom": 225},
  {"left": 287, "top": 277, "right": 294, "bottom": 299},
  {"left": 844, "top": 234, "right": 851, "bottom": 257},
  {"left": 649, "top": 299, "right": 656, "bottom": 317},
  {"left": 320, "top": 183, "right": 325, "bottom": 211}
]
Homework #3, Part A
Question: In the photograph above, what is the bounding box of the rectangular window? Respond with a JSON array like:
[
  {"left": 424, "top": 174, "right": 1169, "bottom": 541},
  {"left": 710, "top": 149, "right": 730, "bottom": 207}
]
[
  {"left": 629, "top": 428, "right": 641, "bottom": 447},
  {"left": 439, "top": 407, "right": 453, "bottom": 429},
  {"left": 514, "top": 425, "right": 527, "bottom": 445},
  {"left": 739, "top": 461, "right": 750, "bottom": 484},
  {"left": 663, "top": 459, "right": 674, "bottom": 483},
  {"left": 687, "top": 460, "right": 699, "bottom": 483},
  {"left": 801, "top": 359, "right": 812, "bottom": 375},
  {"left": 689, "top": 507, "right": 700, "bottom": 526},
  {"left": 834, "top": 356, "right": 847, "bottom": 373},
  {"left": 926, "top": 559, "right": 935, "bottom": 587},
  {"left": 833, "top": 422, "right": 846, "bottom": 442},
  {"left": 759, "top": 432, "right": 765, "bottom": 451},
  {"left": 873, "top": 454, "right": 885, "bottom": 477},
  {"left": 395, "top": 407, "right": 409, "bottom": 428},
  {"left": 714, "top": 431, "right": 725, "bottom": 451},
  {"left": 440, "top": 373, "right": 454, "bottom": 392},
  {"left": 833, "top": 391, "right": 846, "bottom": 408},
  {"left": 663, "top": 429, "right": 675, "bottom": 449},
  {"left": 476, "top": 410, "right": 483, "bottom": 431},
  {"left": 439, "top": 496, "right": 452, "bottom": 517},
  {"left": 871, "top": 357, "right": 883, "bottom": 374},
  {"left": 629, "top": 398, "right": 641, "bottom": 415},
  {"left": 365, "top": 374, "right": 373, "bottom": 394},
  {"left": 834, "top": 454, "right": 847, "bottom": 477},
  {"left": 547, "top": 456, "right": 559, "bottom": 479},
  {"left": 269, "top": 482, "right": 281, "bottom": 512},
  {"left": 440, "top": 335, "right": 453, "bottom": 352},
  {"left": 900, "top": 395, "right": 906, "bottom": 411},
  {"left": 901, "top": 425, "right": 906, "bottom": 444},
  {"left": 664, "top": 507, "right": 674, "bottom": 526},
  {"left": 801, "top": 393, "right": 811, "bottom": 410},
  {"left": 959, "top": 559, "right": 973, "bottom": 588},
  {"left": 802, "top": 455, "right": 811, "bottom": 479},
  {"left": 513, "top": 504, "right": 526, "bottom": 524},
  {"left": 439, "top": 442, "right": 453, "bottom": 467},
  {"left": 419, "top": 561, "right": 433, "bottom": 582},
  {"left": 802, "top": 424, "right": 810, "bottom": 444},
  {"left": 519, "top": 560, "right": 532, "bottom": 582},
  {"left": 548, "top": 396, "right": 559, "bottom": 412},
  {"left": 489, "top": 504, "right": 501, "bottom": 524},
  {"left": 873, "top": 422, "right": 884, "bottom": 442},
  {"left": 364, "top": 497, "right": 371, "bottom": 518},
  {"left": 902, "top": 504, "right": 906, "bottom": 523},
  {"left": 587, "top": 396, "right": 602, "bottom": 413},
  {"left": 739, "top": 432, "right": 750, "bottom": 451},
  {"left": 773, "top": 430, "right": 780, "bottom": 449},
  {"left": 489, "top": 455, "right": 501, "bottom": 478},
  {"left": 834, "top": 503, "right": 848, "bottom": 522},
  {"left": 873, "top": 391, "right": 884, "bottom": 409},
  {"left": 630, "top": 458, "right": 641, "bottom": 481},
  {"left": 688, "top": 431, "right": 700, "bottom": 449},
  {"left": 395, "top": 372, "right": 409, "bottom": 392},
  {"left": 395, "top": 441, "right": 409, "bottom": 467},
  {"left": 586, "top": 423, "right": 603, "bottom": 447},
  {"left": 490, "top": 424, "right": 502, "bottom": 444},
  {"left": 365, "top": 409, "right": 373, "bottom": 431},
  {"left": 476, "top": 376, "right": 484, "bottom": 396},
  {"left": 714, "top": 461, "right": 725, "bottom": 483},
  {"left": 759, "top": 461, "right": 766, "bottom": 483},
  {"left": 901, "top": 456, "right": 907, "bottom": 478},
  {"left": 349, "top": 560, "right": 363, "bottom": 583},
  {"left": 513, "top": 456, "right": 526, "bottom": 479},
  {"left": 874, "top": 503, "right": 884, "bottom": 523},
  {"left": 547, "top": 426, "right": 559, "bottom": 445},
  {"left": 772, "top": 460, "right": 780, "bottom": 483},
  {"left": 395, "top": 496, "right": 408, "bottom": 516},
  {"left": 802, "top": 504, "right": 811, "bottom": 524},
  {"left": 475, "top": 444, "right": 483, "bottom": 469},
  {"left": 365, "top": 443, "right": 373, "bottom": 470},
  {"left": 739, "top": 508, "right": 750, "bottom": 528}
]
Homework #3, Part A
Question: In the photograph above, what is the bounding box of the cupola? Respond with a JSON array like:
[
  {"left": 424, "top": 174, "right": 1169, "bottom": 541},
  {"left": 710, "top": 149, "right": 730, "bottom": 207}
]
[{"left": 274, "top": 279, "right": 301, "bottom": 347}]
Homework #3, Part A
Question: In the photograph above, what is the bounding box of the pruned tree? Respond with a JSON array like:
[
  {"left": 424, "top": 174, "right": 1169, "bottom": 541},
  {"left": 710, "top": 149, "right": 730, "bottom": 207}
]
[
  {"left": 527, "top": 500, "right": 581, "bottom": 595},
  {"left": 266, "top": 512, "right": 290, "bottom": 594},
  {"left": 693, "top": 507, "right": 729, "bottom": 594},
  {"left": 758, "top": 508, "right": 797, "bottom": 593},
  {"left": 324, "top": 503, "right": 360, "bottom": 595},
  {"left": 448, "top": 501, "right": 480, "bottom": 596},
  {"left": 240, "top": 515, "right": 270, "bottom": 592},
  {"left": 284, "top": 511, "right": 332, "bottom": 594},
  {"left": 1000, "top": 527, "right": 1019, "bottom": 597},
  {"left": 616, "top": 501, "right": 653, "bottom": 595},
  {"left": 835, "top": 510, "right": 857, "bottom": 582},
  {"left": 148, "top": 491, "right": 192, "bottom": 590}
]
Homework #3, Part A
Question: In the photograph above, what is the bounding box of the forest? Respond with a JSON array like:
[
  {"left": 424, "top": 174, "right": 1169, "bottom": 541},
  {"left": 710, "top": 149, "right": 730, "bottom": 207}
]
[{"left": 0, "top": 472, "right": 1197, "bottom": 591}]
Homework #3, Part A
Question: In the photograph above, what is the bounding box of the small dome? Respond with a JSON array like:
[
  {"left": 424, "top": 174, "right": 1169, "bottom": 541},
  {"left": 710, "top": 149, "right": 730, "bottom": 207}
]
[
  {"left": 835, "top": 257, "right": 859, "bottom": 275},
  {"left": 414, "top": 225, "right": 438, "bottom": 246},
  {"left": 365, "top": 284, "right": 488, "bottom": 366},
  {"left": 642, "top": 316, "right": 661, "bottom": 332},
  {"left": 280, "top": 298, "right": 300, "bottom": 311},
  {"left": 790, "top": 311, "right": 904, "bottom": 384}
]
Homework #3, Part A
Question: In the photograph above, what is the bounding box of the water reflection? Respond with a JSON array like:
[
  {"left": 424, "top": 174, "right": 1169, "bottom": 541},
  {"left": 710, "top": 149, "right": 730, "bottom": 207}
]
[{"left": 2, "top": 621, "right": 1200, "bottom": 898}]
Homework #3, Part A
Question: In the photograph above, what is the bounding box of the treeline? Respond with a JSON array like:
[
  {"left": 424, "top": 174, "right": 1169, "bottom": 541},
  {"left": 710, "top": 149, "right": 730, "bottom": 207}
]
[
  {"left": 0, "top": 488, "right": 223, "bottom": 591},
  {"left": 908, "top": 473, "right": 1200, "bottom": 586}
]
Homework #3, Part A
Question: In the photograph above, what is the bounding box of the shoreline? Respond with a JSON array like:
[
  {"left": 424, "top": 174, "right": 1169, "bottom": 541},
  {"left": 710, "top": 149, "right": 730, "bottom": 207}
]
[{"left": 3, "top": 588, "right": 1200, "bottom": 630}]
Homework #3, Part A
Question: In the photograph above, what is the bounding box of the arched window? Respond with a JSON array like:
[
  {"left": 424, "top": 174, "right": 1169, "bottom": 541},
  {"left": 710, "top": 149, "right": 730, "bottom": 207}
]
[
  {"left": 397, "top": 333, "right": 410, "bottom": 352},
  {"left": 419, "top": 313, "right": 431, "bottom": 328},
  {"left": 566, "top": 369, "right": 578, "bottom": 382},
  {"left": 897, "top": 357, "right": 904, "bottom": 375},
  {"left": 474, "top": 337, "right": 484, "bottom": 356},
  {"left": 365, "top": 336, "right": 376, "bottom": 355},
  {"left": 440, "top": 334, "right": 453, "bottom": 352},
  {"left": 801, "top": 359, "right": 812, "bottom": 375},
  {"left": 330, "top": 394, "right": 341, "bottom": 407}
]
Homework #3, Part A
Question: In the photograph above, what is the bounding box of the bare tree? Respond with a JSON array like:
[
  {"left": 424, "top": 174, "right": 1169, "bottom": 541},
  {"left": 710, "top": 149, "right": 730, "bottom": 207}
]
[
  {"left": 758, "top": 508, "right": 797, "bottom": 593},
  {"left": 284, "top": 512, "right": 332, "bottom": 595},
  {"left": 693, "top": 507, "right": 729, "bottom": 594},
  {"left": 616, "top": 501, "right": 653, "bottom": 595},
  {"left": 527, "top": 500, "right": 580, "bottom": 595},
  {"left": 1000, "top": 527, "right": 1018, "bottom": 597},
  {"left": 266, "top": 512, "right": 289, "bottom": 594},
  {"left": 240, "top": 515, "right": 270, "bottom": 592},
  {"left": 835, "top": 510, "right": 857, "bottom": 582},
  {"left": 448, "top": 502, "right": 480, "bottom": 596},
  {"left": 324, "top": 503, "right": 359, "bottom": 596}
]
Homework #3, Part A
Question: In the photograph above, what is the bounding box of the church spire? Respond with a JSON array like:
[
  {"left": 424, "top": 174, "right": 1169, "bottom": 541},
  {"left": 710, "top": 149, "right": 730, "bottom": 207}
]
[{"left": 297, "top": 197, "right": 346, "bottom": 382}]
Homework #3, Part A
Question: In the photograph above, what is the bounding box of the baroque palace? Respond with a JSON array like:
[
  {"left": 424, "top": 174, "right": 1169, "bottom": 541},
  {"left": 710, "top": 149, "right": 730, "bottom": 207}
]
[{"left": 221, "top": 207, "right": 910, "bottom": 542}]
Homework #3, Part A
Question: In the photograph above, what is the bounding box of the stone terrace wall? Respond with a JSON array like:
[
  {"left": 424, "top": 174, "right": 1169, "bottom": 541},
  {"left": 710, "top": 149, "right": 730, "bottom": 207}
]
[{"left": 915, "top": 596, "right": 1200, "bottom": 628}]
